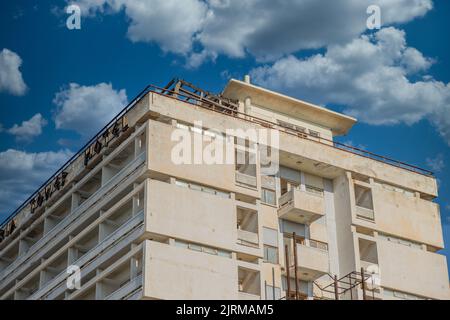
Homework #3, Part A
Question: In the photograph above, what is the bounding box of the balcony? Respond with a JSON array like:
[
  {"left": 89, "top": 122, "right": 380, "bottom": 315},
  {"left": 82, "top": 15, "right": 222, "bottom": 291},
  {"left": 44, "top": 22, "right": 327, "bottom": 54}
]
[
  {"left": 235, "top": 171, "right": 257, "bottom": 188},
  {"left": 105, "top": 274, "right": 143, "bottom": 300},
  {"left": 285, "top": 238, "right": 329, "bottom": 281},
  {"left": 356, "top": 206, "right": 375, "bottom": 221},
  {"left": 29, "top": 211, "right": 144, "bottom": 300},
  {"left": 278, "top": 188, "right": 324, "bottom": 224},
  {"left": 238, "top": 267, "right": 261, "bottom": 299},
  {"left": 0, "top": 153, "right": 146, "bottom": 294},
  {"left": 236, "top": 206, "right": 259, "bottom": 247},
  {"left": 238, "top": 291, "right": 261, "bottom": 300},
  {"left": 237, "top": 229, "right": 259, "bottom": 246}
]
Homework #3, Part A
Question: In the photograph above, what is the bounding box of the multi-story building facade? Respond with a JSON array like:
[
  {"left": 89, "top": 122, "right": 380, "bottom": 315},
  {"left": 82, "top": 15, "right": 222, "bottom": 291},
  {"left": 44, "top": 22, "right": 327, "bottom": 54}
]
[{"left": 0, "top": 77, "right": 448, "bottom": 300}]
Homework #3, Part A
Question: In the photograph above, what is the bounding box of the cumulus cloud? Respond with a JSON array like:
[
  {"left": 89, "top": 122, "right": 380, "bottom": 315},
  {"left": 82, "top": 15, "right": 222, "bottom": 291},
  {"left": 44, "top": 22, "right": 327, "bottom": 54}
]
[
  {"left": 0, "top": 149, "right": 72, "bottom": 217},
  {"left": 426, "top": 154, "right": 445, "bottom": 172},
  {"left": 250, "top": 27, "right": 450, "bottom": 145},
  {"left": 6, "top": 113, "right": 47, "bottom": 142},
  {"left": 0, "top": 48, "right": 27, "bottom": 96},
  {"left": 67, "top": 0, "right": 433, "bottom": 64},
  {"left": 72, "top": 0, "right": 208, "bottom": 54},
  {"left": 53, "top": 82, "right": 127, "bottom": 137}
]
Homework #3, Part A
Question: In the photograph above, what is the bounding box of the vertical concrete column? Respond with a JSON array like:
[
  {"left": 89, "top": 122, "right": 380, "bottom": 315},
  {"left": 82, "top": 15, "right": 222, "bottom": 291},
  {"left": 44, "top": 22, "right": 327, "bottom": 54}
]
[
  {"left": 68, "top": 236, "right": 77, "bottom": 266},
  {"left": 300, "top": 171, "right": 306, "bottom": 191},
  {"left": 324, "top": 178, "right": 340, "bottom": 277},
  {"left": 95, "top": 269, "right": 104, "bottom": 300},
  {"left": 39, "top": 258, "right": 48, "bottom": 289},
  {"left": 132, "top": 183, "right": 140, "bottom": 216},
  {"left": 130, "top": 244, "right": 138, "bottom": 280},
  {"left": 18, "top": 238, "right": 29, "bottom": 256},
  {"left": 244, "top": 97, "right": 252, "bottom": 114},
  {"left": 71, "top": 192, "right": 81, "bottom": 212}
]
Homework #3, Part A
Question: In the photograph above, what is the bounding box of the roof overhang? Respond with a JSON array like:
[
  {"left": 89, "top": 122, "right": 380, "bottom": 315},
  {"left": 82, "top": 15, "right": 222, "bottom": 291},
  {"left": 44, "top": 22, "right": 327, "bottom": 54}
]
[{"left": 222, "top": 79, "right": 356, "bottom": 136}]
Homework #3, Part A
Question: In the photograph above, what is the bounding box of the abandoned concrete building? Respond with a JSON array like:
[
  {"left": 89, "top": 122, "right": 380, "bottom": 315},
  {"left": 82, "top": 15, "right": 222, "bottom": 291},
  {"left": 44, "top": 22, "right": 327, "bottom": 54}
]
[{"left": 0, "top": 77, "right": 448, "bottom": 300}]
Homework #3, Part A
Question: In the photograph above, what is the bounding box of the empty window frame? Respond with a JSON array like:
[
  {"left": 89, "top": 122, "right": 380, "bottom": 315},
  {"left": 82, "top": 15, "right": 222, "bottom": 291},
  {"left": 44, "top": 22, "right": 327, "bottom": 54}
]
[
  {"left": 261, "top": 188, "right": 276, "bottom": 205},
  {"left": 263, "top": 227, "right": 279, "bottom": 264},
  {"left": 354, "top": 185, "right": 374, "bottom": 210},
  {"left": 235, "top": 138, "right": 257, "bottom": 177},
  {"left": 265, "top": 285, "right": 282, "bottom": 300}
]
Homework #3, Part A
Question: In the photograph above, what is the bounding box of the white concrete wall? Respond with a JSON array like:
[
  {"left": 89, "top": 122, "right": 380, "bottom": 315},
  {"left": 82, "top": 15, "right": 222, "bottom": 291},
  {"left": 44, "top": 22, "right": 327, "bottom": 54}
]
[
  {"left": 143, "top": 240, "right": 238, "bottom": 300},
  {"left": 145, "top": 179, "right": 237, "bottom": 252},
  {"left": 377, "top": 238, "right": 449, "bottom": 300}
]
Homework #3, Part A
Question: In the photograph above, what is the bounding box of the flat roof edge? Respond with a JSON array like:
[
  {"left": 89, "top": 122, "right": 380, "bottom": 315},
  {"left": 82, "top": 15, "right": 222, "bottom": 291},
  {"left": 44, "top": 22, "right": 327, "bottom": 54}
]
[{"left": 223, "top": 79, "right": 357, "bottom": 135}]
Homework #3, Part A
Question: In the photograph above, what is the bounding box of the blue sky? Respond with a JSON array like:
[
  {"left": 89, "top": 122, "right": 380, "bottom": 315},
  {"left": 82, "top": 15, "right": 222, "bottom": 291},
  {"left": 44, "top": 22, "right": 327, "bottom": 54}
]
[{"left": 0, "top": 1, "right": 449, "bottom": 267}]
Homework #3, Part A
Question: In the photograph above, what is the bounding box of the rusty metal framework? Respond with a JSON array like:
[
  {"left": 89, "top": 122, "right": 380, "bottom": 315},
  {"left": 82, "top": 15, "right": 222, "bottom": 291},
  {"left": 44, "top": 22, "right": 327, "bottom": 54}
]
[
  {"left": 280, "top": 234, "right": 377, "bottom": 300},
  {"left": 313, "top": 269, "right": 377, "bottom": 300},
  {"left": 161, "top": 78, "right": 239, "bottom": 115}
]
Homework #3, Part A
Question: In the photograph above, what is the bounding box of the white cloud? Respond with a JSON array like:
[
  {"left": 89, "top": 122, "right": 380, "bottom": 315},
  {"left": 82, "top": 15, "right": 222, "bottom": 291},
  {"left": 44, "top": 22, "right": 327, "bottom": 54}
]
[
  {"left": 342, "top": 140, "right": 368, "bottom": 151},
  {"left": 0, "top": 48, "right": 27, "bottom": 96},
  {"left": 426, "top": 154, "right": 445, "bottom": 172},
  {"left": 250, "top": 27, "right": 450, "bottom": 145},
  {"left": 72, "top": 0, "right": 208, "bottom": 54},
  {"left": 69, "top": 0, "right": 433, "bottom": 65},
  {"left": 53, "top": 82, "right": 127, "bottom": 137},
  {"left": 123, "top": 0, "right": 208, "bottom": 54},
  {"left": 401, "top": 47, "right": 433, "bottom": 74},
  {"left": 7, "top": 113, "right": 47, "bottom": 142},
  {"left": 0, "top": 149, "right": 72, "bottom": 216}
]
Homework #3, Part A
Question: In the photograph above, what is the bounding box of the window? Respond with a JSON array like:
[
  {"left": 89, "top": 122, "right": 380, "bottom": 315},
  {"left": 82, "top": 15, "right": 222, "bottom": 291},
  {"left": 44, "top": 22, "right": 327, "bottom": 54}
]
[
  {"left": 175, "top": 240, "right": 189, "bottom": 249},
  {"left": 304, "top": 173, "right": 324, "bottom": 196},
  {"left": 175, "top": 240, "right": 232, "bottom": 258},
  {"left": 379, "top": 233, "right": 422, "bottom": 249},
  {"left": 277, "top": 120, "right": 306, "bottom": 135},
  {"left": 175, "top": 180, "right": 188, "bottom": 188},
  {"left": 263, "top": 227, "right": 279, "bottom": 264},
  {"left": 202, "top": 186, "right": 216, "bottom": 195},
  {"left": 308, "top": 129, "right": 320, "bottom": 138},
  {"left": 261, "top": 188, "right": 276, "bottom": 205},
  {"left": 264, "top": 245, "right": 278, "bottom": 264},
  {"left": 190, "top": 126, "right": 203, "bottom": 134},
  {"left": 354, "top": 185, "right": 374, "bottom": 210},
  {"left": 189, "top": 183, "right": 202, "bottom": 191},
  {"left": 218, "top": 250, "right": 232, "bottom": 258},
  {"left": 203, "top": 247, "right": 217, "bottom": 255},
  {"left": 188, "top": 243, "right": 202, "bottom": 252},
  {"left": 176, "top": 122, "right": 189, "bottom": 130},
  {"left": 265, "top": 285, "right": 282, "bottom": 300},
  {"left": 235, "top": 138, "right": 257, "bottom": 177},
  {"left": 216, "top": 190, "right": 229, "bottom": 198}
]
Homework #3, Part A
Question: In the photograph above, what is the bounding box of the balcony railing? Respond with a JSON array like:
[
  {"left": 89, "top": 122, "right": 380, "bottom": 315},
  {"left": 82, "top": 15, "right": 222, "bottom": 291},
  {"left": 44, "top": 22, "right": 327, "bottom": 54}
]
[
  {"left": 356, "top": 206, "right": 375, "bottom": 221},
  {"left": 238, "top": 291, "right": 261, "bottom": 300},
  {"left": 237, "top": 229, "right": 259, "bottom": 245},
  {"left": 29, "top": 211, "right": 144, "bottom": 300},
  {"left": 235, "top": 171, "right": 257, "bottom": 188},
  {"left": 105, "top": 274, "right": 143, "bottom": 300},
  {"left": 0, "top": 154, "right": 145, "bottom": 291},
  {"left": 285, "top": 237, "right": 329, "bottom": 281}
]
